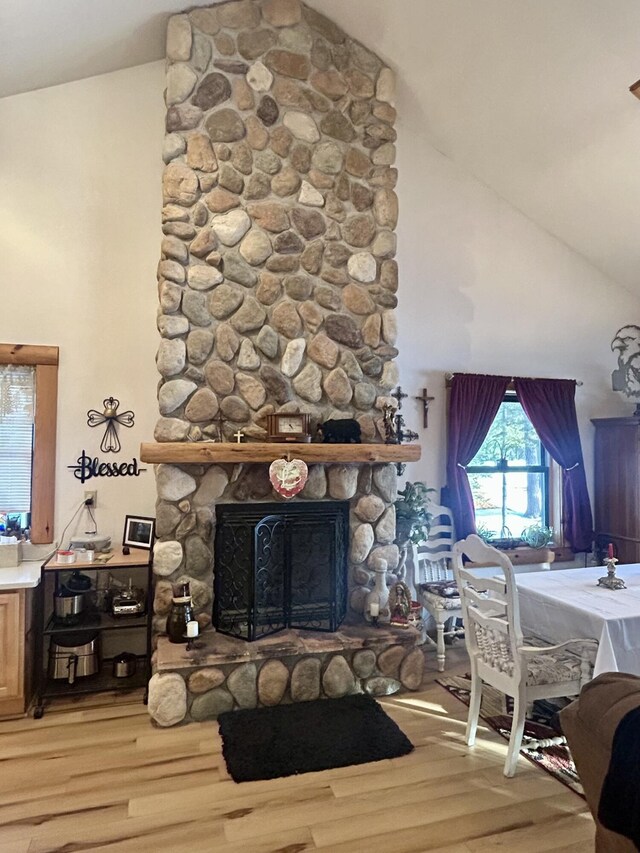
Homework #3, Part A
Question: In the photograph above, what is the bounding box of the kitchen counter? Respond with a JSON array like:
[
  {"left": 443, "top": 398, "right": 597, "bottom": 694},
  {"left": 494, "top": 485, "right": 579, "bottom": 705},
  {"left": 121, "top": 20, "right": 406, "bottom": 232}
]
[{"left": 0, "top": 560, "right": 43, "bottom": 590}]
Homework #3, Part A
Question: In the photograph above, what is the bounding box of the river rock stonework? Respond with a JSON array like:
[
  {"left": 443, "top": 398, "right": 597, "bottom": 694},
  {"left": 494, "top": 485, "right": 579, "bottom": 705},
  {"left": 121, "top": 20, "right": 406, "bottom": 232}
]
[
  {"left": 153, "top": 0, "right": 410, "bottom": 709},
  {"left": 150, "top": 628, "right": 422, "bottom": 724}
]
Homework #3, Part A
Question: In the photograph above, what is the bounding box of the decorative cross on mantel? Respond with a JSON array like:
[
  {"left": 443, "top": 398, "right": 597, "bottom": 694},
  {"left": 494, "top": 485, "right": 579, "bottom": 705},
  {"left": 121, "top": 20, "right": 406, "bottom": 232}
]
[
  {"left": 414, "top": 388, "right": 435, "bottom": 429},
  {"left": 390, "top": 386, "right": 408, "bottom": 410},
  {"left": 234, "top": 430, "right": 245, "bottom": 444}
]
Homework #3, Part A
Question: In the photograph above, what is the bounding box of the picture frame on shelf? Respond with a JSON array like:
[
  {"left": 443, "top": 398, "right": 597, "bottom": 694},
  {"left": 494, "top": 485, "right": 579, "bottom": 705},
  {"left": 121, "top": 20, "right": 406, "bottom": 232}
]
[{"left": 122, "top": 515, "right": 155, "bottom": 551}]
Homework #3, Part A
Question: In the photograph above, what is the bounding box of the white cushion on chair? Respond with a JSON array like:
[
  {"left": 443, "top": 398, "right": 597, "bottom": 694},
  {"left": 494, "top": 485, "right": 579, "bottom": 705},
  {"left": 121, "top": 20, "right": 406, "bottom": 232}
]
[
  {"left": 419, "top": 589, "right": 462, "bottom": 611},
  {"left": 525, "top": 649, "right": 592, "bottom": 687}
]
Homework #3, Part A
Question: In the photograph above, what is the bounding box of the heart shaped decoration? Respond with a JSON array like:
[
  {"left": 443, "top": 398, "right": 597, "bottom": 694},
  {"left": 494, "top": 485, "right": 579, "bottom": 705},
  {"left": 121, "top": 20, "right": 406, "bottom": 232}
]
[{"left": 269, "top": 458, "right": 308, "bottom": 499}]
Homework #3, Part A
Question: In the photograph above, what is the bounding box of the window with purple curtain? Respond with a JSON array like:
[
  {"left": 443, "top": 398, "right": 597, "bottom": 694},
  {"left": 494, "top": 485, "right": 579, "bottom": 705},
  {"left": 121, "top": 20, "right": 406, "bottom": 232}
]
[{"left": 446, "top": 374, "right": 593, "bottom": 552}]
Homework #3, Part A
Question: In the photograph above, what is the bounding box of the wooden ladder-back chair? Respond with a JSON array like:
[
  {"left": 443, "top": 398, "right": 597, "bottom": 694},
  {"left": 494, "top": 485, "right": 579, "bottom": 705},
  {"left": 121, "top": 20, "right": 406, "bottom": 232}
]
[
  {"left": 452, "top": 534, "right": 598, "bottom": 777},
  {"left": 411, "top": 504, "right": 463, "bottom": 672}
]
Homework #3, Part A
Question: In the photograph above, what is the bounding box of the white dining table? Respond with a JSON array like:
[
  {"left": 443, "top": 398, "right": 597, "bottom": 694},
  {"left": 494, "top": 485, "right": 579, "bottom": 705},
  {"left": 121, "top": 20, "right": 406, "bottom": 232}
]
[{"left": 516, "top": 564, "right": 640, "bottom": 677}]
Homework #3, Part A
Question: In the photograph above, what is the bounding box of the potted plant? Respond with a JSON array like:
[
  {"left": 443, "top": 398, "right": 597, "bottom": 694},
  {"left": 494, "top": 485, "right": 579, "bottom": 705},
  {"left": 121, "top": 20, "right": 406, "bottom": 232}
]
[
  {"left": 521, "top": 523, "right": 554, "bottom": 549},
  {"left": 393, "top": 481, "right": 435, "bottom": 601},
  {"left": 394, "top": 481, "right": 435, "bottom": 550}
]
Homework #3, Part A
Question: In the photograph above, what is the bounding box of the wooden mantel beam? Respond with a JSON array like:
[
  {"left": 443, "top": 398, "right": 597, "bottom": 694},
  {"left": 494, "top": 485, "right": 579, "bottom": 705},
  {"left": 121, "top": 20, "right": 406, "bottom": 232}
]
[{"left": 140, "top": 441, "right": 421, "bottom": 465}]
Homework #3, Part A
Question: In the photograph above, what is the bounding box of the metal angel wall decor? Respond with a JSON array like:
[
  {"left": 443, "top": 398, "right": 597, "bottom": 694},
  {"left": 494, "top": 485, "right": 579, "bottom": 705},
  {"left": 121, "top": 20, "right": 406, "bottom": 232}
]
[
  {"left": 611, "top": 326, "right": 640, "bottom": 414},
  {"left": 87, "top": 397, "right": 135, "bottom": 453}
]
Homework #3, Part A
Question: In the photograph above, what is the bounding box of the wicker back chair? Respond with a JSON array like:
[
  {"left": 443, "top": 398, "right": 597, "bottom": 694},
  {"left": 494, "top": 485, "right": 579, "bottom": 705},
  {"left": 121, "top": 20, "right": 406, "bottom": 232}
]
[{"left": 452, "top": 534, "right": 597, "bottom": 777}]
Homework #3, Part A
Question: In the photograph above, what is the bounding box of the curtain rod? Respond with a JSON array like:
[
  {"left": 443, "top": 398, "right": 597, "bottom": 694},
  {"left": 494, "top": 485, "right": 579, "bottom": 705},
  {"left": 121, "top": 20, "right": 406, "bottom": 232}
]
[{"left": 444, "top": 372, "right": 583, "bottom": 388}]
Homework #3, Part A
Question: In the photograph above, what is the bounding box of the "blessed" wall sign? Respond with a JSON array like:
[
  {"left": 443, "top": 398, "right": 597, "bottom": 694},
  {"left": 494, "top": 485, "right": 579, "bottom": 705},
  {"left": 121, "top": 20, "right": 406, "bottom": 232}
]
[{"left": 68, "top": 451, "right": 146, "bottom": 483}]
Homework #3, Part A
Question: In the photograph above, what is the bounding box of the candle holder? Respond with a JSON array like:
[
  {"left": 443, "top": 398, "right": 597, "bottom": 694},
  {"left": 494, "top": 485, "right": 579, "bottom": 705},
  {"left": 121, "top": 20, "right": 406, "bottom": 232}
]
[
  {"left": 184, "top": 621, "right": 202, "bottom": 651},
  {"left": 597, "top": 556, "right": 626, "bottom": 590},
  {"left": 183, "top": 634, "right": 203, "bottom": 651}
]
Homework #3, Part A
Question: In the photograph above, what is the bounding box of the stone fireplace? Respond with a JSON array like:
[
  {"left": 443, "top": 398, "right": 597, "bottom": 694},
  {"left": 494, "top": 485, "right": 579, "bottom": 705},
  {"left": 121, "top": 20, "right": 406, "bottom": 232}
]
[{"left": 144, "top": 0, "right": 423, "bottom": 726}]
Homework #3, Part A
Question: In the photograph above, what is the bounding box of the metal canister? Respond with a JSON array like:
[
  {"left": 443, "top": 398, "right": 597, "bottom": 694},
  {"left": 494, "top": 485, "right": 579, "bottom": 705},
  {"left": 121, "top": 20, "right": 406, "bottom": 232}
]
[{"left": 112, "top": 652, "right": 137, "bottom": 678}]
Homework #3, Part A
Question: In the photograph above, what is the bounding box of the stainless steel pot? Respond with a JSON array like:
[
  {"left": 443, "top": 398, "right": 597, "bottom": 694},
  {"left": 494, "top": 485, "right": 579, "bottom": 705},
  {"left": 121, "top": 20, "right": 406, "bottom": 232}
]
[
  {"left": 48, "top": 632, "right": 99, "bottom": 684},
  {"left": 53, "top": 589, "right": 85, "bottom": 624},
  {"left": 112, "top": 652, "right": 137, "bottom": 678}
]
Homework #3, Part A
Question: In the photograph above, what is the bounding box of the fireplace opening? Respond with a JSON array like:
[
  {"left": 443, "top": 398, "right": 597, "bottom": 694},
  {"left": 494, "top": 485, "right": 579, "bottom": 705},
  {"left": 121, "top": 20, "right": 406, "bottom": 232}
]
[{"left": 213, "top": 501, "right": 349, "bottom": 641}]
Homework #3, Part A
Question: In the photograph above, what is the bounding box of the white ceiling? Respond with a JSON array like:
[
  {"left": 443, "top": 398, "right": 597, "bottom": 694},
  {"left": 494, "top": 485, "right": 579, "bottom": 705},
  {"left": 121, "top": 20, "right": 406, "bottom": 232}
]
[{"left": 2, "top": 0, "right": 640, "bottom": 294}]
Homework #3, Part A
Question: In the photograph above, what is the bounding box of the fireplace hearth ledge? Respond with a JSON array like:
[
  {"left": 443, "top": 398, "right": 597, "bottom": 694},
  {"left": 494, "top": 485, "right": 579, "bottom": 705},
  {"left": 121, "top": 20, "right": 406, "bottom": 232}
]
[
  {"left": 149, "top": 623, "right": 425, "bottom": 725},
  {"left": 157, "top": 622, "right": 422, "bottom": 669}
]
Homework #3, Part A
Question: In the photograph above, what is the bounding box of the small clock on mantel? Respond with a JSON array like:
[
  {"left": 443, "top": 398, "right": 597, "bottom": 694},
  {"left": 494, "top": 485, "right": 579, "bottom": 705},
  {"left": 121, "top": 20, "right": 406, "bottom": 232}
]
[{"left": 266, "top": 413, "right": 312, "bottom": 443}]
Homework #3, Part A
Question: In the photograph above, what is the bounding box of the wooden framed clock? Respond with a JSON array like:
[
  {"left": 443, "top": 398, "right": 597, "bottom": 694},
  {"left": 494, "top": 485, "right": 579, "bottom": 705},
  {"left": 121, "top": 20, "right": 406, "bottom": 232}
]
[{"left": 266, "top": 413, "right": 312, "bottom": 443}]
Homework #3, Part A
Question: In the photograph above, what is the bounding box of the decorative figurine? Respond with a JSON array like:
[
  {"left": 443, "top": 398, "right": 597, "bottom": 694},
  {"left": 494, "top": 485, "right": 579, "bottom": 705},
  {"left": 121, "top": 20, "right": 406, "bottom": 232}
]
[
  {"left": 382, "top": 404, "right": 398, "bottom": 444},
  {"left": 597, "top": 543, "right": 626, "bottom": 590},
  {"left": 611, "top": 326, "right": 640, "bottom": 415},
  {"left": 317, "top": 418, "right": 362, "bottom": 444},
  {"left": 365, "top": 555, "right": 390, "bottom": 625},
  {"left": 211, "top": 411, "right": 225, "bottom": 442},
  {"left": 389, "top": 581, "right": 412, "bottom": 628},
  {"left": 383, "top": 407, "right": 418, "bottom": 474},
  {"left": 382, "top": 405, "right": 419, "bottom": 447}
]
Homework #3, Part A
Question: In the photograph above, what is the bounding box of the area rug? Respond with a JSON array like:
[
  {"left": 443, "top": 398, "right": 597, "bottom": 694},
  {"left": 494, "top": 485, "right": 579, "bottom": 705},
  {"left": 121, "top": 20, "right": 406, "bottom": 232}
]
[
  {"left": 217, "top": 694, "right": 414, "bottom": 783},
  {"left": 437, "top": 674, "right": 584, "bottom": 798}
]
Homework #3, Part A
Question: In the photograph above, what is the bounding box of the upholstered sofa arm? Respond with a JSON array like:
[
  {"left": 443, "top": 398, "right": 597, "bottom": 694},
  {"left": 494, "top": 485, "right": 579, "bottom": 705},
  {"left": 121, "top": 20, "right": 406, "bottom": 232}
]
[{"left": 560, "top": 672, "right": 640, "bottom": 852}]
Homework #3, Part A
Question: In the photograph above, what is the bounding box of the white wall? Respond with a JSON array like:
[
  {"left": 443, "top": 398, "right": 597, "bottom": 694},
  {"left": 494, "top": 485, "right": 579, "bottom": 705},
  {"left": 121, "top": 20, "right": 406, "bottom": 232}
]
[
  {"left": 0, "top": 61, "right": 165, "bottom": 546},
  {"left": 396, "top": 137, "right": 640, "bottom": 498},
  {"left": 1, "top": 52, "right": 638, "bottom": 544}
]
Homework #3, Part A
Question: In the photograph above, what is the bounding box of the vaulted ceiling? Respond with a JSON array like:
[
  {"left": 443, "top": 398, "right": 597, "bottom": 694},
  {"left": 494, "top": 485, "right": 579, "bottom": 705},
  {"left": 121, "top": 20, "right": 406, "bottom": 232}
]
[{"left": 2, "top": 0, "right": 639, "bottom": 294}]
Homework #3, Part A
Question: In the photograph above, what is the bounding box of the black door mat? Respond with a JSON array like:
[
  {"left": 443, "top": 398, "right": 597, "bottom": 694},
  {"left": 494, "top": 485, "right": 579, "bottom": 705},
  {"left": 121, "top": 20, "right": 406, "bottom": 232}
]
[{"left": 218, "top": 693, "right": 414, "bottom": 783}]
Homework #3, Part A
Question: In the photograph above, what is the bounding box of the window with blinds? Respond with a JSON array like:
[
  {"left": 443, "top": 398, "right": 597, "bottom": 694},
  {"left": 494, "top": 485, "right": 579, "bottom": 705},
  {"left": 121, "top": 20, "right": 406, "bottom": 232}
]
[{"left": 0, "top": 365, "right": 35, "bottom": 512}]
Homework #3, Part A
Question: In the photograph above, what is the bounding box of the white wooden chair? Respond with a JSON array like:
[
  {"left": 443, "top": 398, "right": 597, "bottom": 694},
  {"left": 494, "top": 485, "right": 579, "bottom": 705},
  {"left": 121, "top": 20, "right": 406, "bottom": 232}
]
[
  {"left": 411, "top": 504, "right": 463, "bottom": 672},
  {"left": 452, "top": 534, "right": 598, "bottom": 777}
]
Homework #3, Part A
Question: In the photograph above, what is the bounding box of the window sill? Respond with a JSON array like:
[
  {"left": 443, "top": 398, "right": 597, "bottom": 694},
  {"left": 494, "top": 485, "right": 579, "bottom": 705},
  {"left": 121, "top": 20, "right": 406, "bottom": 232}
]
[
  {"left": 549, "top": 545, "right": 574, "bottom": 563},
  {"left": 466, "top": 546, "right": 556, "bottom": 568}
]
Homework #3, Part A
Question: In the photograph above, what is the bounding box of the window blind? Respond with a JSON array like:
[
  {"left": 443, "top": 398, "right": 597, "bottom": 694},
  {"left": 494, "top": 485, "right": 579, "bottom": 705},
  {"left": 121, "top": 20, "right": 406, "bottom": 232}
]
[{"left": 0, "top": 365, "right": 35, "bottom": 512}]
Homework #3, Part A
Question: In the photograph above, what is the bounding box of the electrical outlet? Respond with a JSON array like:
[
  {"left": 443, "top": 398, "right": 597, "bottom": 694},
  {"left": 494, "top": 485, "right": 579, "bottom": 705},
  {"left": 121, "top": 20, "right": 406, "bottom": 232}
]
[{"left": 84, "top": 490, "right": 97, "bottom": 507}]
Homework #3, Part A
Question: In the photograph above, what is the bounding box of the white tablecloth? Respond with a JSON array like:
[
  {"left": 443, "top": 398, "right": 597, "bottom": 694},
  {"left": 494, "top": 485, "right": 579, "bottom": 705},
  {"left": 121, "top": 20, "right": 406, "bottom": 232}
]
[{"left": 516, "top": 565, "right": 640, "bottom": 677}]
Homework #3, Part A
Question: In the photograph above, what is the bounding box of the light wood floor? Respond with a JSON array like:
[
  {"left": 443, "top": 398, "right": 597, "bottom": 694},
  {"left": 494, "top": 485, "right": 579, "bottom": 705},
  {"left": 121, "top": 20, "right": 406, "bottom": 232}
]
[{"left": 0, "top": 644, "right": 595, "bottom": 853}]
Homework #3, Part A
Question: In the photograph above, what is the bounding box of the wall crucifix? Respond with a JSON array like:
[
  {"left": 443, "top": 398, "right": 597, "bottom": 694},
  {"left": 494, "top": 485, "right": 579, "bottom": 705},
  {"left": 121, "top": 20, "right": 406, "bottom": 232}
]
[{"left": 414, "top": 388, "right": 435, "bottom": 428}]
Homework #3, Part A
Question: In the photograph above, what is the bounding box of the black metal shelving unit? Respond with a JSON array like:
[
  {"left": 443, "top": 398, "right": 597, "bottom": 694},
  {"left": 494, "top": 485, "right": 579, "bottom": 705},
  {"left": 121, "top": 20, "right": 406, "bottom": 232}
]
[{"left": 33, "top": 549, "right": 152, "bottom": 718}]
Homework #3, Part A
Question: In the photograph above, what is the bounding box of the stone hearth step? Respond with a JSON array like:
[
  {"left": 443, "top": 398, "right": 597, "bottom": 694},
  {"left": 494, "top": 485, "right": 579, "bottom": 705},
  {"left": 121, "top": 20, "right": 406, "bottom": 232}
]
[{"left": 148, "top": 624, "right": 426, "bottom": 726}]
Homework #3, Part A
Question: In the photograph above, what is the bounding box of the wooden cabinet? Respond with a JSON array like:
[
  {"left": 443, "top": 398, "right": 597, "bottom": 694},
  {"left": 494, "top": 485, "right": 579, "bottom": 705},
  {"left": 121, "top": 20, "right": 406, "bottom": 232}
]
[
  {"left": 0, "top": 589, "right": 34, "bottom": 718},
  {"left": 592, "top": 417, "right": 640, "bottom": 564}
]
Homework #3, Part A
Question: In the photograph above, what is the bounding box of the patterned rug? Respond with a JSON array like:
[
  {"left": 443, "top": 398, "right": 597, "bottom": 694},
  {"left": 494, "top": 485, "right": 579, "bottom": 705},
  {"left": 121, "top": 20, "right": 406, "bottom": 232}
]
[{"left": 437, "top": 674, "right": 584, "bottom": 798}]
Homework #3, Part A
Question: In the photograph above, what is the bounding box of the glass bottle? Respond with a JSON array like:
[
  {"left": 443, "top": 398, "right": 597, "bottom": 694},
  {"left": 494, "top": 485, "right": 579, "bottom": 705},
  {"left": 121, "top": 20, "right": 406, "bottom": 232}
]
[{"left": 166, "top": 582, "right": 194, "bottom": 644}]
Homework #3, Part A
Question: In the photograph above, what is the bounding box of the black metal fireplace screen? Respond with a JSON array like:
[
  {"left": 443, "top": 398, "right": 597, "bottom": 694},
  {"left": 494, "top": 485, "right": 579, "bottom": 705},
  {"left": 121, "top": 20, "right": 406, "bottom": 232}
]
[{"left": 213, "top": 501, "right": 349, "bottom": 641}]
